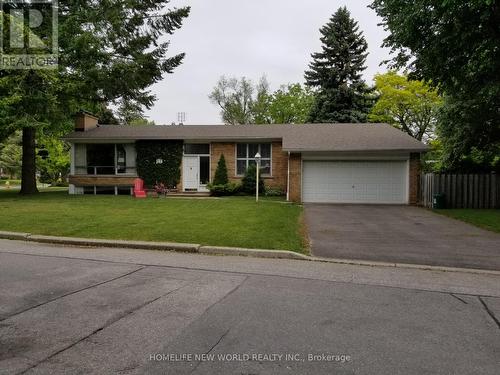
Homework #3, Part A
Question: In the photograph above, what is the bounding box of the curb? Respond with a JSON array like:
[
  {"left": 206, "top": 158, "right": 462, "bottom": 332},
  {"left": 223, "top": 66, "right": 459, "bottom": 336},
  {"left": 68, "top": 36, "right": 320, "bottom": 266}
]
[
  {"left": 1, "top": 231, "right": 500, "bottom": 276},
  {"left": 199, "top": 246, "right": 310, "bottom": 261},
  {"left": 26, "top": 234, "right": 200, "bottom": 253},
  {"left": 310, "top": 256, "right": 500, "bottom": 276},
  {"left": 0, "top": 231, "right": 30, "bottom": 241}
]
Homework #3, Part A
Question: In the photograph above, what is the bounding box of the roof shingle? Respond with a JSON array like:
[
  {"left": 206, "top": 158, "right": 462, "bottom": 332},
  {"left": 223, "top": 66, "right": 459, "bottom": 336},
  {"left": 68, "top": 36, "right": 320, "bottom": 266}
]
[{"left": 63, "top": 123, "right": 428, "bottom": 152}]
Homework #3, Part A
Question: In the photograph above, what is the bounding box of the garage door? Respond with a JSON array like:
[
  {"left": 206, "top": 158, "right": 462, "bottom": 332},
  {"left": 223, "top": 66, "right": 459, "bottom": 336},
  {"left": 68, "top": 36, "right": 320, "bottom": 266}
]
[{"left": 302, "top": 161, "right": 408, "bottom": 204}]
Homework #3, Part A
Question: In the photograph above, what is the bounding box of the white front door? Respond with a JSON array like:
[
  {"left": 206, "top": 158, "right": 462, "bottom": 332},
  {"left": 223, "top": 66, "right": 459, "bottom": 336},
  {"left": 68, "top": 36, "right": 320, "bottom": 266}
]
[
  {"left": 302, "top": 160, "right": 408, "bottom": 204},
  {"left": 183, "top": 156, "right": 199, "bottom": 190}
]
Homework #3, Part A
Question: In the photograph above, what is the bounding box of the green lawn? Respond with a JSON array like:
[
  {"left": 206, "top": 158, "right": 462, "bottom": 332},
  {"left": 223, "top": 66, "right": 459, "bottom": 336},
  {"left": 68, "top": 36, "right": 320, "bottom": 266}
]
[
  {"left": 0, "top": 189, "right": 306, "bottom": 252},
  {"left": 436, "top": 209, "right": 500, "bottom": 233},
  {"left": 0, "top": 179, "right": 20, "bottom": 186}
]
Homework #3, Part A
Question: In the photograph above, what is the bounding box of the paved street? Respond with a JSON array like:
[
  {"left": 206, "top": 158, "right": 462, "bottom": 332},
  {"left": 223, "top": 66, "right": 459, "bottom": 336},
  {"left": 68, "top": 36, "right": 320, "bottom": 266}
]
[
  {"left": 0, "top": 239, "right": 499, "bottom": 374},
  {"left": 305, "top": 204, "right": 500, "bottom": 270}
]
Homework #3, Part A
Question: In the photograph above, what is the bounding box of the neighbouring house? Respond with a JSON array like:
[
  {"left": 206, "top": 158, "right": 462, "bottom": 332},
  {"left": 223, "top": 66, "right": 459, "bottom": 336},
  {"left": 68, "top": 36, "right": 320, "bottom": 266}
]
[{"left": 63, "top": 111, "right": 427, "bottom": 204}]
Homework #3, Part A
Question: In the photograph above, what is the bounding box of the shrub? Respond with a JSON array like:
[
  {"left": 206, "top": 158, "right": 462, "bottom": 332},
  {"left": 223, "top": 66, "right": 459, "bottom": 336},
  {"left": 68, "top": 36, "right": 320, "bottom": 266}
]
[
  {"left": 241, "top": 163, "right": 265, "bottom": 195},
  {"left": 265, "top": 187, "right": 285, "bottom": 197},
  {"left": 209, "top": 155, "right": 241, "bottom": 196},
  {"left": 208, "top": 182, "right": 241, "bottom": 196},
  {"left": 154, "top": 182, "right": 168, "bottom": 196},
  {"left": 213, "top": 154, "right": 229, "bottom": 185},
  {"left": 51, "top": 180, "right": 69, "bottom": 187}
]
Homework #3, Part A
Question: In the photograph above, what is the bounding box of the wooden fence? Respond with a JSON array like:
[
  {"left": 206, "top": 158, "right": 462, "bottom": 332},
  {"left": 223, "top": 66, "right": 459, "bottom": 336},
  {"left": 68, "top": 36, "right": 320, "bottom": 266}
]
[{"left": 420, "top": 173, "right": 499, "bottom": 209}]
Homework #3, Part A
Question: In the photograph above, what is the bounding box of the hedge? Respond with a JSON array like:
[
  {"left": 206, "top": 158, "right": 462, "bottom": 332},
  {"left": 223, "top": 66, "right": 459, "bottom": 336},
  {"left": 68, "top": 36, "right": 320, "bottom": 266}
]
[{"left": 136, "top": 141, "right": 183, "bottom": 188}]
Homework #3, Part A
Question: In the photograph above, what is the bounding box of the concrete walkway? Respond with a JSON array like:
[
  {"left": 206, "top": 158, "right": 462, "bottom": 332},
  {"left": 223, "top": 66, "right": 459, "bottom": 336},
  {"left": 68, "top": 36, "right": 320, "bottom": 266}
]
[{"left": 305, "top": 205, "right": 500, "bottom": 271}]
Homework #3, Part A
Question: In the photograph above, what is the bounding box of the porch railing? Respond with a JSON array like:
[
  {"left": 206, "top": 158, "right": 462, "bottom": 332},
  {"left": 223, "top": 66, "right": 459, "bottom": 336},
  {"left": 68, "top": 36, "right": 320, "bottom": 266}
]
[{"left": 74, "top": 166, "right": 137, "bottom": 176}]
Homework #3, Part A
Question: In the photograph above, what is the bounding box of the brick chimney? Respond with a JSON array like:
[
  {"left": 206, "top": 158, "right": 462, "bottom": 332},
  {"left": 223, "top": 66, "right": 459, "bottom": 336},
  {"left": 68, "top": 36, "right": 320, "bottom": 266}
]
[{"left": 75, "top": 111, "right": 99, "bottom": 132}]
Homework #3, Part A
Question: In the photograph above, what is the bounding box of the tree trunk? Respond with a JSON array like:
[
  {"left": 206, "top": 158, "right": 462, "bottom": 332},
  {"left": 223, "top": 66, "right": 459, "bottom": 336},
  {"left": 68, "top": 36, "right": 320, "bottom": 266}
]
[{"left": 19, "top": 127, "right": 39, "bottom": 195}]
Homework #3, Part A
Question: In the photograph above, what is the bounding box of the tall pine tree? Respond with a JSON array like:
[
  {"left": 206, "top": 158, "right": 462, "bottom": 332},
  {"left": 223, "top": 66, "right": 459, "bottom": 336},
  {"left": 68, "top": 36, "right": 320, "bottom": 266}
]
[{"left": 305, "top": 7, "right": 374, "bottom": 123}]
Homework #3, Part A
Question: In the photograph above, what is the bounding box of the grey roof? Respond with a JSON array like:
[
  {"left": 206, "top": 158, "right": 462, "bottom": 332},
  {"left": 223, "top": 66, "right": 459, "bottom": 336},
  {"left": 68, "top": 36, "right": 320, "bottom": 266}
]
[{"left": 63, "top": 123, "right": 428, "bottom": 152}]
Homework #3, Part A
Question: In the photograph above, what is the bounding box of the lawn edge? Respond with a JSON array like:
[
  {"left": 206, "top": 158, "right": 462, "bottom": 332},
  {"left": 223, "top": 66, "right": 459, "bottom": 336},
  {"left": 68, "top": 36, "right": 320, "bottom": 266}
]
[
  {"left": 2, "top": 230, "right": 500, "bottom": 276},
  {"left": 432, "top": 209, "right": 500, "bottom": 234},
  {"left": 0, "top": 231, "right": 307, "bottom": 260},
  {"left": 298, "top": 210, "right": 311, "bottom": 255}
]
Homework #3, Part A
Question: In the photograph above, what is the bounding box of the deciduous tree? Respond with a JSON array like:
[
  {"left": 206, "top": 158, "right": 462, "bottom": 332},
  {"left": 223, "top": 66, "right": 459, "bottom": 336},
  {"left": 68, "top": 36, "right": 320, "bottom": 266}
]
[
  {"left": 0, "top": 132, "right": 22, "bottom": 179},
  {"left": 209, "top": 78, "right": 315, "bottom": 125},
  {"left": 268, "top": 84, "right": 314, "bottom": 124},
  {"left": 370, "top": 0, "right": 500, "bottom": 170},
  {"left": 209, "top": 76, "right": 270, "bottom": 125},
  {"left": 36, "top": 133, "right": 70, "bottom": 185},
  {"left": 369, "top": 72, "right": 442, "bottom": 141}
]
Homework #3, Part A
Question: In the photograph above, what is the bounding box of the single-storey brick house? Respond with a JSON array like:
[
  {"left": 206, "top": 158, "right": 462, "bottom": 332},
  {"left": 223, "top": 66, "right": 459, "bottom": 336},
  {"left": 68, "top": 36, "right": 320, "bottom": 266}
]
[{"left": 64, "top": 112, "right": 427, "bottom": 204}]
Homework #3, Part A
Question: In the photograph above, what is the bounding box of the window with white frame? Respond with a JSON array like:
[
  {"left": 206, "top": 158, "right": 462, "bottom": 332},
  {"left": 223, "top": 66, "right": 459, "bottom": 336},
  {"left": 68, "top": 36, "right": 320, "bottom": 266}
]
[{"left": 236, "top": 143, "right": 271, "bottom": 176}]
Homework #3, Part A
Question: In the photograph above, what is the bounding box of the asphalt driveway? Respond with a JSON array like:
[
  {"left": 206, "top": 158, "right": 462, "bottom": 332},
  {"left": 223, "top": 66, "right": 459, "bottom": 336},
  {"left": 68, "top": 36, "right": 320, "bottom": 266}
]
[{"left": 304, "top": 205, "right": 500, "bottom": 271}]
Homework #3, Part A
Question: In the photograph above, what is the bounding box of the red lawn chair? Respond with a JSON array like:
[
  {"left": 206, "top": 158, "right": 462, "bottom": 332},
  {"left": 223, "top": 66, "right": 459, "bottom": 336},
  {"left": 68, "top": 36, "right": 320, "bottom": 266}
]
[{"left": 133, "top": 178, "right": 147, "bottom": 198}]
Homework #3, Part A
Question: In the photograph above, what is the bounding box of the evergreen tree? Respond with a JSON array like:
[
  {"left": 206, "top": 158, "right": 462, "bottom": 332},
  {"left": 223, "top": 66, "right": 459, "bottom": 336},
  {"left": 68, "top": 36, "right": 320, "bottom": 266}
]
[
  {"left": 241, "top": 164, "right": 265, "bottom": 195},
  {"left": 213, "top": 154, "right": 229, "bottom": 185},
  {"left": 305, "top": 7, "right": 374, "bottom": 123},
  {"left": 0, "top": 1, "right": 190, "bottom": 194}
]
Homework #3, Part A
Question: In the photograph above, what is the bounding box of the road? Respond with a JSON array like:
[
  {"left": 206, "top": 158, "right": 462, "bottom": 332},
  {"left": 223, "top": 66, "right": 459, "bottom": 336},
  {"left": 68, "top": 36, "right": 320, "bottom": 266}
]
[{"left": 0, "top": 239, "right": 499, "bottom": 374}]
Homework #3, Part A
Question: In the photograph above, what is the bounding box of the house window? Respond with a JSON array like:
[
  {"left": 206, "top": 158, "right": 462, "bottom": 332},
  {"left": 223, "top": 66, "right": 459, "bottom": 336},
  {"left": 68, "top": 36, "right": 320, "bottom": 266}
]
[
  {"left": 85, "top": 144, "right": 128, "bottom": 175},
  {"left": 236, "top": 143, "right": 271, "bottom": 176},
  {"left": 116, "top": 145, "right": 126, "bottom": 174},
  {"left": 86, "top": 144, "right": 115, "bottom": 175},
  {"left": 184, "top": 144, "right": 210, "bottom": 155}
]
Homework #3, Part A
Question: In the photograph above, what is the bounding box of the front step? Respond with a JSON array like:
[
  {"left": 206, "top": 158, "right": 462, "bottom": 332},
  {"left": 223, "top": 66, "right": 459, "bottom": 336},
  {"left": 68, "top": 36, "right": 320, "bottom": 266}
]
[{"left": 168, "top": 191, "right": 211, "bottom": 197}]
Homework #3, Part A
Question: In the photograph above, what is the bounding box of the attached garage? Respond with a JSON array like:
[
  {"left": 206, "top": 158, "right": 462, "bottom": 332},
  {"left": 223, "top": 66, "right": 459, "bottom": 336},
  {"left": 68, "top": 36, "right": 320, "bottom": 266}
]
[{"left": 302, "top": 160, "right": 409, "bottom": 204}]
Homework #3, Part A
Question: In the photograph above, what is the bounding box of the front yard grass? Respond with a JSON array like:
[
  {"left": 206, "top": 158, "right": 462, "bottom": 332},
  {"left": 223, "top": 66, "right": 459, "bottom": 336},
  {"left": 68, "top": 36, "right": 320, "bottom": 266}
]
[
  {"left": 0, "top": 179, "right": 20, "bottom": 186},
  {"left": 435, "top": 209, "right": 500, "bottom": 233},
  {"left": 0, "top": 189, "right": 306, "bottom": 253}
]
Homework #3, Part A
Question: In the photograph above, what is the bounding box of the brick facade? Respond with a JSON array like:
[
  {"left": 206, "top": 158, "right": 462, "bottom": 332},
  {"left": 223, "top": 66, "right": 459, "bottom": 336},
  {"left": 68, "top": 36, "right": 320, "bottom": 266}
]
[
  {"left": 210, "top": 142, "right": 288, "bottom": 192},
  {"left": 269, "top": 142, "right": 288, "bottom": 190},
  {"left": 288, "top": 153, "right": 302, "bottom": 202},
  {"left": 210, "top": 142, "right": 236, "bottom": 183},
  {"left": 409, "top": 152, "right": 421, "bottom": 205}
]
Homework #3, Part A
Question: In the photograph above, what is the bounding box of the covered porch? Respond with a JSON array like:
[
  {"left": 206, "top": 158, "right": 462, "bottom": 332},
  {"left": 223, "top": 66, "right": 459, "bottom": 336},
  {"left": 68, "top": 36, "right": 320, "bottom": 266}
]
[{"left": 69, "top": 142, "right": 137, "bottom": 195}]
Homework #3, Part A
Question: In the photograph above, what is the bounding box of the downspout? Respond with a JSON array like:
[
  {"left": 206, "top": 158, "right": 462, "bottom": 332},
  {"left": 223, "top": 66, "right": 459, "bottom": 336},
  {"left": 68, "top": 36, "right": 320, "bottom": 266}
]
[{"left": 286, "top": 152, "right": 290, "bottom": 201}]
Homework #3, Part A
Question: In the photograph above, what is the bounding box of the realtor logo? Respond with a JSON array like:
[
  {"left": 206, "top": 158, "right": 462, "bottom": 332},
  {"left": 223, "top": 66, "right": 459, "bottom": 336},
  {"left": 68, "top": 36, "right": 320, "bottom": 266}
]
[{"left": 0, "top": 0, "right": 58, "bottom": 69}]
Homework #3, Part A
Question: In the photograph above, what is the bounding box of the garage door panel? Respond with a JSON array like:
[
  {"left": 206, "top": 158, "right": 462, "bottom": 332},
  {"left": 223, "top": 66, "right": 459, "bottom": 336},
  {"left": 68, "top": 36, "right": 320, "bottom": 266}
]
[{"left": 303, "top": 161, "right": 408, "bottom": 204}]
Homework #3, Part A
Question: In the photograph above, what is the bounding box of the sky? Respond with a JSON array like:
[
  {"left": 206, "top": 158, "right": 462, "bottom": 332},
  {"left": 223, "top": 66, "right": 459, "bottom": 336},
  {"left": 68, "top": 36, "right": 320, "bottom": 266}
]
[{"left": 145, "top": 0, "right": 391, "bottom": 125}]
